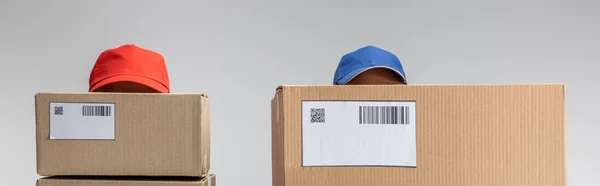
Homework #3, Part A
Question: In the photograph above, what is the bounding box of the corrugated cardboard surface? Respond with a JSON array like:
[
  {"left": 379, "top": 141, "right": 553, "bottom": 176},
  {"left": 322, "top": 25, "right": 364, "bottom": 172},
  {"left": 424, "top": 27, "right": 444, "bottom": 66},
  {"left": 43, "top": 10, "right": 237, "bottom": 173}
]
[
  {"left": 271, "top": 85, "right": 566, "bottom": 186},
  {"left": 35, "top": 93, "right": 210, "bottom": 177},
  {"left": 37, "top": 174, "right": 216, "bottom": 186}
]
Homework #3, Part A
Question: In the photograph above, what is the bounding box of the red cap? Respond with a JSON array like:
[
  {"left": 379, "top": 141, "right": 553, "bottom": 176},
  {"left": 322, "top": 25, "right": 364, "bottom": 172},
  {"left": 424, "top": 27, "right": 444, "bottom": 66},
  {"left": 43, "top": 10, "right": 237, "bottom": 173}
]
[{"left": 89, "top": 44, "right": 170, "bottom": 93}]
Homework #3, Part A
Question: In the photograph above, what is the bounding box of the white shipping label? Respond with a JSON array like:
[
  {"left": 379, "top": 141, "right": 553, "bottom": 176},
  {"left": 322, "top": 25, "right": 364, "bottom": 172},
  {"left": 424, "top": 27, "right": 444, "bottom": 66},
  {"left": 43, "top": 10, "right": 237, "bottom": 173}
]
[
  {"left": 302, "top": 101, "right": 416, "bottom": 167},
  {"left": 49, "top": 102, "right": 115, "bottom": 140}
]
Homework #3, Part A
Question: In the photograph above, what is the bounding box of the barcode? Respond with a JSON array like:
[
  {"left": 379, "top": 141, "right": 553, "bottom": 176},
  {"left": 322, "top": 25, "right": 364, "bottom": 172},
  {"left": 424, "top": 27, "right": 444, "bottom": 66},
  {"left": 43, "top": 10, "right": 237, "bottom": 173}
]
[
  {"left": 359, "top": 106, "right": 410, "bottom": 125},
  {"left": 310, "top": 108, "right": 325, "bottom": 123},
  {"left": 54, "top": 106, "right": 63, "bottom": 115},
  {"left": 82, "top": 105, "right": 112, "bottom": 116}
]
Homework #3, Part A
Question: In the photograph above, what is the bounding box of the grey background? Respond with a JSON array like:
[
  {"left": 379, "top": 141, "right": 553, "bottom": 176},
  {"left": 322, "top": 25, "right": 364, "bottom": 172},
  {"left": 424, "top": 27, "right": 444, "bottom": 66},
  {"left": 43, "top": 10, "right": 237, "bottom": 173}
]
[{"left": 0, "top": 0, "right": 597, "bottom": 185}]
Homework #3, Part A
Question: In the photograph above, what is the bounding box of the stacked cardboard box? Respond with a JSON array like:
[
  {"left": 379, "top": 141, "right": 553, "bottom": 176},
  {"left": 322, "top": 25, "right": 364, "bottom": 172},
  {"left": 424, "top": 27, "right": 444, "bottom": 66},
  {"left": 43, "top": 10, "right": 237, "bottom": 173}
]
[
  {"left": 271, "top": 84, "right": 566, "bottom": 186},
  {"left": 35, "top": 93, "right": 215, "bottom": 186}
]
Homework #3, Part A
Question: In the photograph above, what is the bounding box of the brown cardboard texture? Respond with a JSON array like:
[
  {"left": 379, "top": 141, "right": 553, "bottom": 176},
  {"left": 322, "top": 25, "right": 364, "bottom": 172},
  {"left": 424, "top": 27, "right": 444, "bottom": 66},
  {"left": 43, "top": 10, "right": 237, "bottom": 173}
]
[
  {"left": 37, "top": 174, "right": 216, "bottom": 186},
  {"left": 271, "top": 84, "right": 566, "bottom": 186},
  {"left": 35, "top": 93, "right": 210, "bottom": 177}
]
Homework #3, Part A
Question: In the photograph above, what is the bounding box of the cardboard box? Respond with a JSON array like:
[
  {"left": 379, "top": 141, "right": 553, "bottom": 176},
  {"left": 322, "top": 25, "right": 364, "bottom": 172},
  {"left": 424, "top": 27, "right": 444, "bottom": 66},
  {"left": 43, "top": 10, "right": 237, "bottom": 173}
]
[
  {"left": 271, "top": 85, "right": 566, "bottom": 186},
  {"left": 37, "top": 174, "right": 216, "bottom": 186},
  {"left": 35, "top": 93, "right": 210, "bottom": 177}
]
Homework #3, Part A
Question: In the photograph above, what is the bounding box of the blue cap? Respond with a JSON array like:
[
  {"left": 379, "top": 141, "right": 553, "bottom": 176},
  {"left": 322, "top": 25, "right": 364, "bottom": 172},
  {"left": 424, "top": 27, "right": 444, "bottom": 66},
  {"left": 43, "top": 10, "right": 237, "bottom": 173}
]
[{"left": 333, "top": 46, "right": 406, "bottom": 85}]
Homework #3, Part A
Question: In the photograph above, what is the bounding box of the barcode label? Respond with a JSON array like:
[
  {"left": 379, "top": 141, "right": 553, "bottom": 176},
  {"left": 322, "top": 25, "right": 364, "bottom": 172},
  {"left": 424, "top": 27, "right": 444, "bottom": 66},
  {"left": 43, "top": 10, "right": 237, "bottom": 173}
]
[
  {"left": 82, "top": 105, "right": 112, "bottom": 116},
  {"left": 302, "top": 100, "right": 416, "bottom": 167},
  {"left": 359, "top": 106, "right": 410, "bottom": 125},
  {"left": 49, "top": 102, "right": 115, "bottom": 140}
]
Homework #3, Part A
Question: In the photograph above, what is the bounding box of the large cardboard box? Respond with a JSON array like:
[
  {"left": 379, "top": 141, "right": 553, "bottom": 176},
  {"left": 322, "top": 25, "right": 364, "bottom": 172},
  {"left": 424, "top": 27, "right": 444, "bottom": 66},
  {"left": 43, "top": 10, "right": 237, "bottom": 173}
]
[
  {"left": 37, "top": 174, "right": 216, "bottom": 186},
  {"left": 271, "top": 85, "right": 566, "bottom": 186},
  {"left": 35, "top": 93, "right": 210, "bottom": 177}
]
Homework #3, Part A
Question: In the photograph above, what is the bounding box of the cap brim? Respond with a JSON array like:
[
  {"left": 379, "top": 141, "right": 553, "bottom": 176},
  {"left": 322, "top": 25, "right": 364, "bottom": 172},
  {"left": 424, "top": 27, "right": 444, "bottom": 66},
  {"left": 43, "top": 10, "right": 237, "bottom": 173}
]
[
  {"left": 89, "top": 74, "right": 169, "bottom": 93},
  {"left": 336, "top": 66, "right": 406, "bottom": 85}
]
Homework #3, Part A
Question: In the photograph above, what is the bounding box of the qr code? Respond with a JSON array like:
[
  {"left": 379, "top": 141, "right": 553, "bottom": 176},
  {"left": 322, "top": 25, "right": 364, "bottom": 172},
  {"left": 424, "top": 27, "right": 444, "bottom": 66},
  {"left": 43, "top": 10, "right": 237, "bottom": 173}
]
[
  {"left": 310, "top": 108, "right": 325, "bottom": 123},
  {"left": 54, "top": 106, "right": 63, "bottom": 115}
]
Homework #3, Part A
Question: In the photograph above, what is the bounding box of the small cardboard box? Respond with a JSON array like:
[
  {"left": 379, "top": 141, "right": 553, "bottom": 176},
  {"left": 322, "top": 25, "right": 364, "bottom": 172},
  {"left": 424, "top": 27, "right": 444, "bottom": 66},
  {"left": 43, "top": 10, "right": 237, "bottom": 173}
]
[
  {"left": 37, "top": 174, "right": 216, "bottom": 186},
  {"left": 35, "top": 93, "right": 210, "bottom": 177},
  {"left": 271, "top": 84, "right": 566, "bottom": 186}
]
